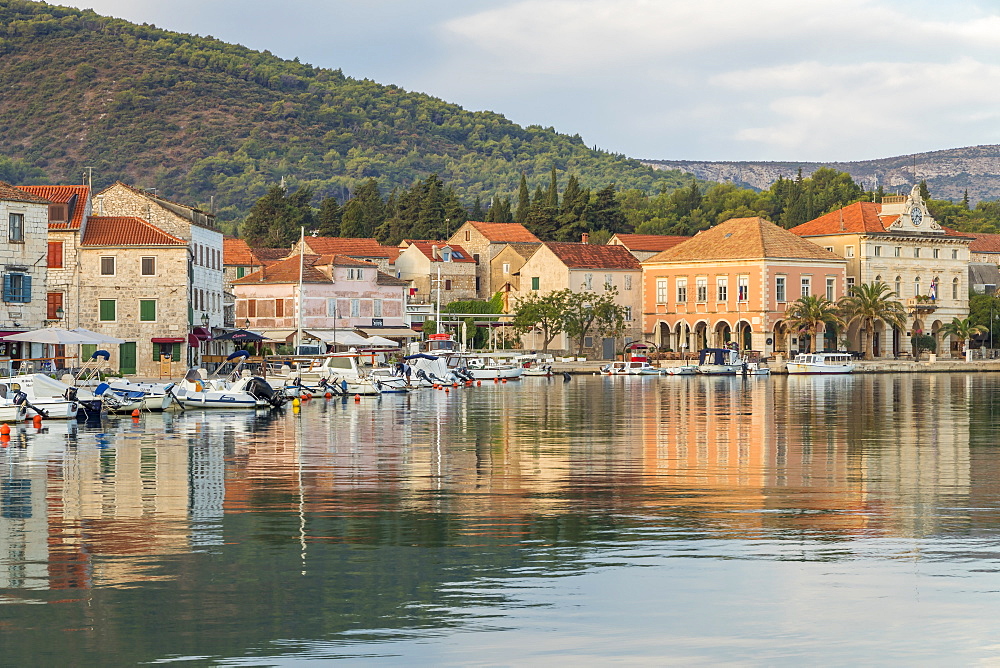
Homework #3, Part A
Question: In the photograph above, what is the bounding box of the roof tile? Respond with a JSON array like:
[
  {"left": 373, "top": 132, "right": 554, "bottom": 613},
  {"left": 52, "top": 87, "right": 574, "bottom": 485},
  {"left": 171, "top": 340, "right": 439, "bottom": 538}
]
[
  {"left": 646, "top": 217, "right": 845, "bottom": 263},
  {"left": 80, "top": 217, "right": 187, "bottom": 246},
  {"left": 968, "top": 233, "right": 1000, "bottom": 253},
  {"left": 403, "top": 240, "right": 477, "bottom": 263},
  {"left": 611, "top": 233, "right": 690, "bottom": 252},
  {"left": 468, "top": 221, "right": 541, "bottom": 243},
  {"left": 303, "top": 237, "right": 401, "bottom": 261},
  {"left": 545, "top": 242, "right": 642, "bottom": 270},
  {"left": 17, "top": 185, "right": 89, "bottom": 229},
  {"left": 0, "top": 181, "right": 50, "bottom": 205},
  {"left": 223, "top": 237, "right": 260, "bottom": 266}
]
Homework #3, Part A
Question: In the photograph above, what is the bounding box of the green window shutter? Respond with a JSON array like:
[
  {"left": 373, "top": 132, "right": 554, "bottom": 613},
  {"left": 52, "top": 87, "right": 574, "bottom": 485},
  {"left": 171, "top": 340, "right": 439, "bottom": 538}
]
[
  {"left": 82, "top": 344, "right": 97, "bottom": 362},
  {"left": 99, "top": 300, "right": 116, "bottom": 321},
  {"left": 139, "top": 300, "right": 156, "bottom": 322},
  {"left": 237, "top": 266, "right": 246, "bottom": 278},
  {"left": 152, "top": 343, "right": 159, "bottom": 361},
  {"left": 172, "top": 343, "right": 181, "bottom": 360},
  {"left": 531, "top": 277, "right": 540, "bottom": 290}
]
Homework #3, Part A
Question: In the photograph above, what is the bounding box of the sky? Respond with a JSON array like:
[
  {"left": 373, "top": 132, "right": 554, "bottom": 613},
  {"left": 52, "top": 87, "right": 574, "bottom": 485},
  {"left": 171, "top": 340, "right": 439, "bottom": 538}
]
[{"left": 72, "top": 0, "right": 1000, "bottom": 163}]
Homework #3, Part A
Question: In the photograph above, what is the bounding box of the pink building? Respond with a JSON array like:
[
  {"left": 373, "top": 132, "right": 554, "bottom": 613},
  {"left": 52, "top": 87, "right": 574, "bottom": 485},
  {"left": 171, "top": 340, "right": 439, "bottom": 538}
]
[
  {"left": 232, "top": 254, "right": 412, "bottom": 346},
  {"left": 641, "top": 217, "right": 847, "bottom": 355}
]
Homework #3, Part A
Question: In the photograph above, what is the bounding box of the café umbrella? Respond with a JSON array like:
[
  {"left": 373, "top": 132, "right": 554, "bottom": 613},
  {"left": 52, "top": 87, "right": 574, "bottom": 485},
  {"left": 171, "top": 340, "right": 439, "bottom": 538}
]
[
  {"left": 212, "top": 328, "right": 269, "bottom": 342},
  {"left": 2, "top": 327, "right": 112, "bottom": 345},
  {"left": 69, "top": 327, "right": 126, "bottom": 344}
]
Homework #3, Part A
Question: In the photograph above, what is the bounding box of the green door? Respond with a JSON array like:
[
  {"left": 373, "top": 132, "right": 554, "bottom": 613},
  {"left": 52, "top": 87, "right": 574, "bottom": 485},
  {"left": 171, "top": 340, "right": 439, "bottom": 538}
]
[
  {"left": 81, "top": 344, "right": 97, "bottom": 364},
  {"left": 119, "top": 341, "right": 136, "bottom": 375}
]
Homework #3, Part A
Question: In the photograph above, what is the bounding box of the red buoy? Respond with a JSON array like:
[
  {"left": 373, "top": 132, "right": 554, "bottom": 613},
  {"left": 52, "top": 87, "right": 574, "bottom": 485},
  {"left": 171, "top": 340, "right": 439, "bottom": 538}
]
[
  {"left": 0, "top": 423, "right": 10, "bottom": 435},
  {"left": 131, "top": 409, "right": 140, "bottom": 418}
]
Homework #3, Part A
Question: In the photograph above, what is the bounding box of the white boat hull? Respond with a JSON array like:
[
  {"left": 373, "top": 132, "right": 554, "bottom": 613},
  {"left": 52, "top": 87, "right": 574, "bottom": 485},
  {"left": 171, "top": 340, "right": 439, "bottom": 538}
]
[
  {"left": 0, "top": 404, "right": 27, "bottom": 422},
  {"left": 664, "top": 366, "right": 698, "bottom": 376},
  {"left": 786, "top": 363, "right": 855, "bottom": 374},
  {"left": 25, "top": 399, "right": 78, "bottom": 419},
  {"left": 698, "top": 364, "right": 743, "bottom": 375}
]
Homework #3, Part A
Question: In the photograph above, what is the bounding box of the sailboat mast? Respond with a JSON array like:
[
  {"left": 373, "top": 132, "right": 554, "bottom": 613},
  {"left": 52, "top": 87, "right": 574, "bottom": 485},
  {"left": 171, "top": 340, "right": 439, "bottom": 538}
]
[{"left": 296, "top": 226, "right": 304, "bottom": 353}]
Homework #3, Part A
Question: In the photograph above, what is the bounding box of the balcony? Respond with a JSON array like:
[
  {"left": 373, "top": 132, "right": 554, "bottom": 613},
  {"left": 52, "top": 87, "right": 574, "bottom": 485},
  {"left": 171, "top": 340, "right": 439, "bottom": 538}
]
[{"left": 906, "top": 297, "right": 937, "bottom": 313}]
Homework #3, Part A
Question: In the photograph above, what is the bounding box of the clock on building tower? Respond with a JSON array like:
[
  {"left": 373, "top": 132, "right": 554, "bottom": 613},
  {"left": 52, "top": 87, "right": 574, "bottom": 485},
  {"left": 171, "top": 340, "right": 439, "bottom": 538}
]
[{"left": 911, "top": 206, "right": 923, "bottom": 226}]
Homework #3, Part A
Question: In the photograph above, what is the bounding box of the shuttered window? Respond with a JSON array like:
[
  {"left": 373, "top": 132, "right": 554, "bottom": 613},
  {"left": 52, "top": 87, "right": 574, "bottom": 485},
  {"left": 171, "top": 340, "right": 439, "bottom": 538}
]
[
  {"left": 99, "top": 299, "right": 116, "bottom": 321},
  {"left": 2, "top": 273, "right": 30, "bottom": 303},
  {"left": 8, "top": 213, "right": 23, "bottom": 242},
  {"left": 47, "top": 242, "right": 63, "bottom": 268},
  {"left": 100, "top": 256, "right": 115, "bottom": 276},
  {"left": 153, "top": 342, "right": 181, "bottom": 361},
  {"left": 139, "top": 300, "right": 156, "bottom": 322},
  {"left": 275, "top": 299, "right": 284, "bottom": 317},
  {"left": 46, "top": 292, "right": 63, "bottom": 319},
  {"left": 141, "top": 257, "right": 155, "bottom": 276}
]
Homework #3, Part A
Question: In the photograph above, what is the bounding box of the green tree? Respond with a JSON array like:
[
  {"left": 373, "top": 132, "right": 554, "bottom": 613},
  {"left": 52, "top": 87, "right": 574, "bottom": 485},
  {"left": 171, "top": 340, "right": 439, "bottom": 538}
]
[
  {"left": 837, "top": 281, "right": 906, "bottom": 359},
  {"left": 511, "top": 290, "right": 569, "bottom": 353},
  {"left": 515, "top": 174, "right": 530, "bottom": 225},
  {"left": 940, "top": 317, "right": 988, "bottom": 354},
  {"left": 784, "top": 295, "right": 843, "bottom": 353},
  {"left": 240, "top": 184, "right": 315, "bottom": 247},
  {"left": 587, "top": 184, "right": 627, "bottom": 233},
  {"left": 340, "top": 178, "right": 384, "bottom": 237},
  {"left": 316, "top": 196, "right": 341, "bottom": 236},
  {"left": 969, "top": 292, "right": 1000, "bottom": 346},
  {"left": 470, "top": 196, "right": 486, "bottom": 221},
  {"left": 561, "top": 287, "right": 628, "bottom": 357}
]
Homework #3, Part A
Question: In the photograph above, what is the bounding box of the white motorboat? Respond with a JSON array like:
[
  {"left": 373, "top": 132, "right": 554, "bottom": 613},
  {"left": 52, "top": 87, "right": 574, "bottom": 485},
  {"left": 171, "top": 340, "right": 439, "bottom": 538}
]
[
  {"left": 447, "top": 354, "right": 523, "bottom": 380},
  {"left": 522, "top": 363, "right": 555, "bottom": 377},
  {"left": 174, "top": 351, "right": 289, "bottom": 409},
  {"left": 697, "top": 348, "right": 745, "bottom": 375},
  {"left": 786, "top": 352, "right": 856, "bottom": 375},
  {"left": 663, "top": 364, "right": 698, "bottom": 376},
  {"left": 0, "top": 375, "right": 79, "bottom": 419},
  {"left": 402, "top": 353, "right": 459, "bottom": 387},
  {"left": 105, "top": 379, "right": 178, "bottom": 412},
  {"left": 600, "top": 361, "right": 662, "bottom": 375}
]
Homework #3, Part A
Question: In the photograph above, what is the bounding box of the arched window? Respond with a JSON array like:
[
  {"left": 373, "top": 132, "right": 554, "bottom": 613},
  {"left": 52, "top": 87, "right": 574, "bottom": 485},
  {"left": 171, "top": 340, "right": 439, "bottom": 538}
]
[
  {"left": 914, "top": 276, "right": 921, "bottom": 297},
  {"left": 894, "top": 276, "right": 902, "bottom": 297},
  {"left": 953, "top": 277, "right": 960, "bottom": 300}
]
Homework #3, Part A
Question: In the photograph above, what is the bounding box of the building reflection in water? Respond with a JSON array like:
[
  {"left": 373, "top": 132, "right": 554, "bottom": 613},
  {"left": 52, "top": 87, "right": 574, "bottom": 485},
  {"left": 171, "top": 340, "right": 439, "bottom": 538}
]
[{"left": 0, "top": 374, "right": 983, "bottom": 592}]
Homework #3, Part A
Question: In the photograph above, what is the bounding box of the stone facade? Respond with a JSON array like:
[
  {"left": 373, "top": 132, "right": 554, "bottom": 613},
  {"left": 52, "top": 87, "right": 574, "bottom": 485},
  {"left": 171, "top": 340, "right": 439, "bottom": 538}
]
[
  {"left": 447, "top": 221, "right": 541, "bottom": 298},
  {"left": 0, "top": 186, "right": 50, "bottom": 366},
  {"left": 93, "top": 182, "right": 225, "bottom": 336},
  {"left": 394, "top": 242, "right": 478, "bottom": 306},
  {"left": 77, "top": 242, "right": 190, "bottom": 378}
]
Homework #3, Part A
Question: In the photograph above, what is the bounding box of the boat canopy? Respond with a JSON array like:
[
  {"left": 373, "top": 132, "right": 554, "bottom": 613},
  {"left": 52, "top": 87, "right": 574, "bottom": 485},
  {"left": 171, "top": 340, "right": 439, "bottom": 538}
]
[{"left": 699, "top": 348, "right": 736, "bottom": 365}]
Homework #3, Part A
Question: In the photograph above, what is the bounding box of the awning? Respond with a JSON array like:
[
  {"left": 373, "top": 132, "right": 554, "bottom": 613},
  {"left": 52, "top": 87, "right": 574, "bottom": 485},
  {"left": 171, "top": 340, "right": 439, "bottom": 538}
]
[
  {"left": 356, "top": 327, "right": 420, "bottom": 338},
  {"left": 151, "top": 337, "right": 185, "bottom": 344},
  {"left": 0, "top": 331, "right": 25, "bottom": 338},
  {"left": 304, "top": 329, "right": 370, "bottom": 346},
  {"left": 191, "top": 326, "right": 212, "bottom": 341},
  {"left": 259, "top": 329, "right": 295, "bottom": 343},
  {"left": 364, "top": 335, "right": 400, "bottom": 348}
]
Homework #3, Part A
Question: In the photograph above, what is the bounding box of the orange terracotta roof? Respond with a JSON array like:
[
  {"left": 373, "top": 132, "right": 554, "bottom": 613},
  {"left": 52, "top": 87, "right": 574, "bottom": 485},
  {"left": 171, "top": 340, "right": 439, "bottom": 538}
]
[
  {"left": 223, "top": 237, "right": 259, "bottom": 266},
  {"left": 0, "top": 181, "right": 50, "bottom": 205},
  {"left": 468, "top": 221, "right": 541, "bottom": 243},
  {"left": 968, "top": 233, "right": 1000, "bottom": 253},
  {"left": 376, "top": 271, "right": 409, "bottom": 286},
  {"left": 232, "top": 254, "right": 330, "bottom": 284},
  {"left": 545, "top": 242, "right": 642, "bottom": 270},
  {"left": 80, "top": 217, "right": 187, "bottom": 246},
  {"left": 789, "top": 202, "right": 889, "bottom": 236},
  {"left": 404, "top": 241, "right": 477, "bottom": 263},
  {"left": 646, "top": 217, "right": 844, "bottom": 263},
  {"left": 17, "top": 185, "right": 89, "bottom": 230},
  {"left": 303, "top": 237, "right": 401, "bottom": 261},
  {"left": 611, "top": 233, "right": 690, "bottom": 252},
  {"left": 251, "top": 248, "right": 291, "bottom": 265},
  {"left": 321, "top": 254, "right": 379, "bottom": 268}
]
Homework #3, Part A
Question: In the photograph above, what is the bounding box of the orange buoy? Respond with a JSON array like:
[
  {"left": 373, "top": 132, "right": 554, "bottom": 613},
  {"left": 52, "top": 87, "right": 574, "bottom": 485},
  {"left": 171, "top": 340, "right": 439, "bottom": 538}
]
[
  {"left": 445, "top": 386, "right": 450, "bottom": 393},
  {"left": 324, "top": 392, "right": 333, "bottom": 399},
  {"left": 32, "top": 414, "right": 42, "bottom": 426},
  {"left": 452, "top": 382, "right": 458, "bottom": 388},
  {"left": 354, "top": 394, "right": 361, "bottom": 403},
  {"left": 493, "top": 377, "right": 499, "bottom": 383},
  {"left": 0, "top": 423, "right": 9, "bottom": 435},
  {"left": 502, "top": 378, "right": 507, "bottom": 384},
  {"left": 131, "top": 409, "right": 140, "bottom": 418},
  {"left": 477, "top": 380, "right": 482, "bottom": 386}
]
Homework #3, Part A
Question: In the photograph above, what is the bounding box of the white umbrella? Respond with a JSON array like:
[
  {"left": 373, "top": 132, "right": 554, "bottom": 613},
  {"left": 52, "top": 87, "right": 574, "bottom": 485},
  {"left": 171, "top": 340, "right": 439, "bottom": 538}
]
[
  {"left": 3, "top": 327, "right": 109, "bottom": 345},
  {"left": 364, "top": 336, "right": 400, "bottom": 348},
  {"left": 70, "top": 327, "right": 126, "bottom": 344}
]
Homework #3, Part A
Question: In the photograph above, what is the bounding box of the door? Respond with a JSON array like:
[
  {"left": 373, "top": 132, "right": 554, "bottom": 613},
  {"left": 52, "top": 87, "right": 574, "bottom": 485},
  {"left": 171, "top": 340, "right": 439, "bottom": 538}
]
[
  {"left": 119, "top": 341, "right": 136, "bottom": 375},
  {"left": 81, "top": 344, "right": 96, "bottom": 364},
  {"left": 602, "top": 337, "right": 616, "bottom": 360}
]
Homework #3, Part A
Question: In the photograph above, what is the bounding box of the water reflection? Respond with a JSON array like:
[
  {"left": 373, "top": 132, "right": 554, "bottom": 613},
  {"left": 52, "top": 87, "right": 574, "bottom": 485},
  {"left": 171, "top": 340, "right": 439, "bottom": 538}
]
[{"left": 0, "top": 375, "right": 998, "bottom": 663}]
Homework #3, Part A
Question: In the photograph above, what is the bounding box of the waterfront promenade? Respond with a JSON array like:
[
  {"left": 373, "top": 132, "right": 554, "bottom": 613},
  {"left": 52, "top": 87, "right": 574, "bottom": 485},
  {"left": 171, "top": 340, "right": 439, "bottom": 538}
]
[{"left": 550, "top": 357, "right": 1000, "bottom": 374}]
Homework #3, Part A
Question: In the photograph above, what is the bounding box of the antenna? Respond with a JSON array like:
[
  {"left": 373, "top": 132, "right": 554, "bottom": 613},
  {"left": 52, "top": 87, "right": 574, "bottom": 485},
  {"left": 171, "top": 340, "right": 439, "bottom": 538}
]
[{"left": 83, "top": 166, "right": 94, "bottom": 189}]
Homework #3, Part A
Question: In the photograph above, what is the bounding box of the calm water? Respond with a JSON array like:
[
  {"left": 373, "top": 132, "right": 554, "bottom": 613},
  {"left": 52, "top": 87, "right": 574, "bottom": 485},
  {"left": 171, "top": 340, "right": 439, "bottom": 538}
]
[{"left": 2, "top": 374, "right": 1000, "bottom": 665}]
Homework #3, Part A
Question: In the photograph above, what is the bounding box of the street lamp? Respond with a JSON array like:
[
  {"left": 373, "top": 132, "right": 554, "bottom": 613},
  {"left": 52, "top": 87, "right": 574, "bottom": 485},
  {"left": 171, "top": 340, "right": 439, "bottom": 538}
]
[
  {"left": 201, "top": 312, "right": 210, "bottom": 328},
  {"left": 244, "top": 317, "right": 251, "bottom": 330},
  {"left": 55, "top": 306, "right": 64, "bottom": 321}
]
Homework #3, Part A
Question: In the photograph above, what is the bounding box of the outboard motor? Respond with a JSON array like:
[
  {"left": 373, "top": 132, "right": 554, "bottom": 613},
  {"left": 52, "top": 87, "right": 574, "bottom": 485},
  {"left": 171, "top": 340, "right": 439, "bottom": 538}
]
[
  {"left": 64, "top": 386, "right": 78, "bottom": 401},
  {"left": 245, "top": 376, "right": 281, "bottom": 406}
]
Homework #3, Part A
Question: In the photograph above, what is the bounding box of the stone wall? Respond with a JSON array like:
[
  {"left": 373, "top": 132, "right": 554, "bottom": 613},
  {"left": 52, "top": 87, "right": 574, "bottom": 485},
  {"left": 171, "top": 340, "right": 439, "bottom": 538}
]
[{"left": 0, "top": 198, "right": 49, "bottom": 334}]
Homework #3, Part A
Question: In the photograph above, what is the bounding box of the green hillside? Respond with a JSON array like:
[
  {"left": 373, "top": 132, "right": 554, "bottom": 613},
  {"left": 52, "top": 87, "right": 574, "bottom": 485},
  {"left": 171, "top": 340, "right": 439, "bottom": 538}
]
[{"left": 0, "top": 0, "right": 689, "bottom": 226}]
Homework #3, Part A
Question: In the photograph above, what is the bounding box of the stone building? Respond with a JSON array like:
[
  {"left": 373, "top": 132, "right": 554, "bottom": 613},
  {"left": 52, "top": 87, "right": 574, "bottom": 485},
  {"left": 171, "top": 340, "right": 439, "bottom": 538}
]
[
  {"left": 489, "top": 242, "right": 541, "bottom": 309},
  {"left": 517, "top": 242, "right": 642, "bottom": 358},
  {"left": 447, "top": 221, "right": 541, "bottom": 298},
  {"left": 394, "top": 241, "right": 478, "bottom": 306},
  {"left": 790, "top": 185, "right": 973, "bottom": 357},
  {"left": 222, "top": 237, "right": 263, "bottom": 328},
  {"left": 93, "top": 182, "right": 225, "bottom": 344},
  {"left": 17, "top": 185, "right": 91, "bottom": 331},
  {"left": 641, "top": 217, "right": 847, "bottom": 355},
  {"left": 77, "top": 216, "right": 190, "bottom": 377},
  {"left": 0, "top": 182, "right": 49, "bottom": 365}
]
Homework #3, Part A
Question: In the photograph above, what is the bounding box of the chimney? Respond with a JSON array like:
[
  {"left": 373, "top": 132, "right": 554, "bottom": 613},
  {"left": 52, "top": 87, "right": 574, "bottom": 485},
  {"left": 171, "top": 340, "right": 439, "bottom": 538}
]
[
  {"left": 431, "top": 244, "right": 439, "bottom": 260},
  {"left": 581, "top": 232, "right": 589, "bottom": 244}
]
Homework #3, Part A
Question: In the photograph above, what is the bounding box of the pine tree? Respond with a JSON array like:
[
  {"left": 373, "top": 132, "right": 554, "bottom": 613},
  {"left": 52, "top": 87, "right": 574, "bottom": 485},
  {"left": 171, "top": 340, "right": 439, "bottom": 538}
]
[
  {"left": 241, "top": 184, "right": 316, "bottom": 247},
  {"left": 515, "top": 174, "right": 530, "bottom": 225},
  {"left": 919, "top": 180, "right": 931, "bottom": 201},
  {"left": 316, "top": 196, "right": 341, "bottom": 236},
  {"left": 339, "top": 179, "right": 384, "bottom": 237},
  {"left": 545, "top": 166, "right": 559, "bottom": 210},
  {"left": 963, "top": 189, "right": 971, "bottom": 210},
  {"left": 586, "top": 184, "right": 626, "bottom": 233},
  {"left": 470, "top": 195, "right": 486, "bottom": 221}
]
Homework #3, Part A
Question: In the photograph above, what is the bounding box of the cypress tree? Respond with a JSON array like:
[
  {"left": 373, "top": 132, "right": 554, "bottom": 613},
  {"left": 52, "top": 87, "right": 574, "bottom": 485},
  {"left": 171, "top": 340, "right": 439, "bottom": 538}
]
[
  {"left": 546, "top": 166, "right": 559, "bottom": 210},
  {"left": 470, "top": 195, "right": 486, "bottom": 221},
  {"left": 515, "top": 174, "right": 530, "bottom": 225},
  {"left": 316, "top": 196, "right": 341, "bottom": 236}
]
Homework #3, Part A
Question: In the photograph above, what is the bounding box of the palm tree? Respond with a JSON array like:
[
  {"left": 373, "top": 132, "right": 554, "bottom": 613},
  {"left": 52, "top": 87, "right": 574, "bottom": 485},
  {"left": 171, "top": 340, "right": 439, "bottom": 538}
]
[
  {"left": 784, "top": 295, "right": 843, "bottom": 353},
  {"left": 837, "top": 281, "right": 906, "bottom": 359},
  {"left": 940, "top": 317, "right": 988, "bottom": 355}
]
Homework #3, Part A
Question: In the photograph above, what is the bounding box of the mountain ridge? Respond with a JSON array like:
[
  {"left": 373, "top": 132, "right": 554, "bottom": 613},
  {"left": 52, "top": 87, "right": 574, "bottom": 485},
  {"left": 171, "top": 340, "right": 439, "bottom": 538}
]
[{"left": 643, "top": 145, "right": 1000, "bottom": 203}]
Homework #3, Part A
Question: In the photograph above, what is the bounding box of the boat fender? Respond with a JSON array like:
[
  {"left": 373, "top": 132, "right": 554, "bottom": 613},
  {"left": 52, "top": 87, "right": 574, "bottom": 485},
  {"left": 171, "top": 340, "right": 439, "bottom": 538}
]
[{"left": 194, "top": 380, "right": 203, "bottom": 392}]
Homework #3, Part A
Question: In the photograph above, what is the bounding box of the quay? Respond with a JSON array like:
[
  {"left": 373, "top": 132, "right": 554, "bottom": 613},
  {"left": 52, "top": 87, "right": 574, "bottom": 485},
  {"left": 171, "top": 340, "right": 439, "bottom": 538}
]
[{"left": 548, "top": 358, "right": 1000, "bottom": 375}]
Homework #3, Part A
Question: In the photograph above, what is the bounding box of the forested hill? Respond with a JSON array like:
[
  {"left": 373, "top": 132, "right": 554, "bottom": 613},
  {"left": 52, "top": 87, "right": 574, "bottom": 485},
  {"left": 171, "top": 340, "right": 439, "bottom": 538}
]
[{"left": 0, "top": 0, "right": 689, "bottom": 226}]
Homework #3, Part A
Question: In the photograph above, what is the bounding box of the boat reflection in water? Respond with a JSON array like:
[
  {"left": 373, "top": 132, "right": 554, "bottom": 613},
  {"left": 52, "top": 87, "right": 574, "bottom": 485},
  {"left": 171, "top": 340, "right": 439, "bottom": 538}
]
[{"left": 0, "top": 374, "right": 994, "bottom": 665}]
